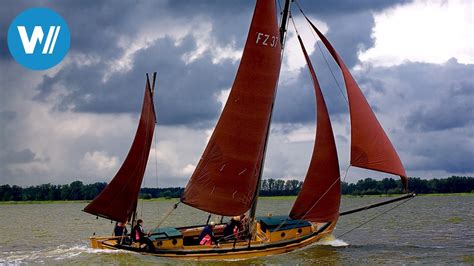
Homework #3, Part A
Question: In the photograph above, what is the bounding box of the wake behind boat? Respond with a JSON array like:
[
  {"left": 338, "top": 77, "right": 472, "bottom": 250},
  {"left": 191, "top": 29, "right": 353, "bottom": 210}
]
[{"left": 84, "top": 0, "right": 414, "bottom": 260}]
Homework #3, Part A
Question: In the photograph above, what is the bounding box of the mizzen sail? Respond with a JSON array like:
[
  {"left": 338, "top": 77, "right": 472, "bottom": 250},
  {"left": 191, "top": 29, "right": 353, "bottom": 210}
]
[
  {"left": 83, "top": 76, "right": 156, "bottom": 222},
  {"left": 305, "top": 17, "right": 408, "bottom": 189},
  {"left": 181, "top": 0, "right": 281, "bottom": 216},
  {"left": 290, "top": 35, "right": 340, "bottom": 222}
]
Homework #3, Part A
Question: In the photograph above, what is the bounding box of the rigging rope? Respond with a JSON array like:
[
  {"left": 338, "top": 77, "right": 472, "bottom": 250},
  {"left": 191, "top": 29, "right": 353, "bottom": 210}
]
[
  {"left": 294, "top": 0, "right": 348, "bottom": 105},
  {"left": 337, "top": 195, "right": 415, "bottom": 238},
  {"left": 289, "top": 12, "right": 299, "bottom": 35},
  {"left": 276, "top": 0, "right": 282, "bottom": 15},
  {"left": 315, "top": 42, "right": 348, "bottom": 105},
  {"left": 152, "top": 201, "right": 180, "bottom": 232},
  {"left": 342, "top": 165, "right": 351, "bottom": 183},
  {"left": 150, "top": 75, "right": 163, "bottom": 222}
]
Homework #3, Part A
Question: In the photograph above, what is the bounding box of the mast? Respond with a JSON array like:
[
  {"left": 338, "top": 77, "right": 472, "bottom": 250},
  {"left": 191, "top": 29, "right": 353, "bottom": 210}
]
[
  {"left": 279, "top": 0, "right": 292, "bottom": 46},
  {"left": 248, "top": 0, "right": 293, "bottom": 234}
]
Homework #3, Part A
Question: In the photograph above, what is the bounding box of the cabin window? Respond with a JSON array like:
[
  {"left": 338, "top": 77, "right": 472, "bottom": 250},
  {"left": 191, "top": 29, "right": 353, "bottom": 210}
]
[
  {"left": 280, "top": 232, "right": 286, "bottom": 238},
  {"left": 172, "top": 239, "right": 178, "bottom": 245},
  {"left": 297, "top": 228, "right": 302, "bottom": 234}
]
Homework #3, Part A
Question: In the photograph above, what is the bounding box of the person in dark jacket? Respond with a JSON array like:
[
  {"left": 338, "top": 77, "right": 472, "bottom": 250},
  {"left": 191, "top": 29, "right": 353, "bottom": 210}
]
[
  {"left": 132, "top": 219, "right": 156, "bottom": 251},
  {"left": 198, "top": 221, "right": 218, "bottom": 246},
  {"left": 223, "top": 217, "right": 240, "bottom": 240},
  {"left": 114, "top": 222, "right": 128, "bottom": 237},
  {"left": 114, "top": 221, "right": 131, "bottom": 245}
]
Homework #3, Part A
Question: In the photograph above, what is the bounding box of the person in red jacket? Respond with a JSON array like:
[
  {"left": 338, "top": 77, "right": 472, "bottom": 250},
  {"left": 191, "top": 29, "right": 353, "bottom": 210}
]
[{"left": 198, "top": 221, "right": 218, "bottom": 246}]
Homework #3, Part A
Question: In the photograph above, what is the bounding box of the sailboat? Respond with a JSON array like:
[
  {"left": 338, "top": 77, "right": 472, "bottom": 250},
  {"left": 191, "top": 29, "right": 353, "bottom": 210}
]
[{"left": 84, "top": 0, "right": 415, "bottom": 260}]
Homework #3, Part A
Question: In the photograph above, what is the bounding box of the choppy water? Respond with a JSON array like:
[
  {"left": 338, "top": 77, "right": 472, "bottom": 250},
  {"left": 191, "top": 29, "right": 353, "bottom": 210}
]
[{"left": 0, "top": 195, "right": 473, "bottom": 265}]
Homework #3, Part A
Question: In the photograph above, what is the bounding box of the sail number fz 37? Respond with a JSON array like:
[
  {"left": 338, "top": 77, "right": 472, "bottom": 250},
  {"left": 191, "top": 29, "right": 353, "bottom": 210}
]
[{"left": 256, "top": 32, "right": 278, "bottom": 47}]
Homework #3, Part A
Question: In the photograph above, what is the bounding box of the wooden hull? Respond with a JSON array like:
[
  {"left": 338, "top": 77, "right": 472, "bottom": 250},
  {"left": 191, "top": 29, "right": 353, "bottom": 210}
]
[{"left": 90, "top": 220, "right": 336, "bottom": 260}]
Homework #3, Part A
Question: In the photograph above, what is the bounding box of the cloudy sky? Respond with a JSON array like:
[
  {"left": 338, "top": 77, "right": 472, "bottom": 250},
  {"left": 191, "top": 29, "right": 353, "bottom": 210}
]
[{"left": 1, "top": 0, "right": 472, "bottom": 187}]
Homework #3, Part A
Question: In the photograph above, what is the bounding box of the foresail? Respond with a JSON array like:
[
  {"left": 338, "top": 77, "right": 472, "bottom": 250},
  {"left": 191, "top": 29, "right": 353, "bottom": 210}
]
[
  {"left": 83, "top": 77, "right": 156, "bottom": 222},
  {"left": 305, "top": 17, "right": 408, "bottom": 189},
  {"left": 181, "top": 0, "right": 281, "bottom": 216},
  {"left": 290, "top": 35, "right": 340, "bottom": 222}
]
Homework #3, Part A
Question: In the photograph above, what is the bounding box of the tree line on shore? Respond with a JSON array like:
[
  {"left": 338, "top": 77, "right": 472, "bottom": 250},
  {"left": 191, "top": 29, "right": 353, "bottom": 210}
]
[{"left": 0, "top": 176, "right": 472, "bottom": 201}]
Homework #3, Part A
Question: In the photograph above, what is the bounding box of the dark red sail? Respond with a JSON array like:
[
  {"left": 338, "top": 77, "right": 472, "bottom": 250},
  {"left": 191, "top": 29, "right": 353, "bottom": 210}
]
[
  {"left": 290, "top": 35, "right": 340, "bottom": 222},
  {"left": 83, "top": 77, "right": 156, "bottom": 222},
  {"left": 181, "top": 0, "right": 281, "bottom": 216},
  {"left": 305, "top": 18, "right": 408, "bottom": 189}
]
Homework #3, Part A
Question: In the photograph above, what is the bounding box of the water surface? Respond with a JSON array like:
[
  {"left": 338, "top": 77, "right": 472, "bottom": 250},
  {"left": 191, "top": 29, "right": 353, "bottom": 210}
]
[{"left": 0, "top": 195, "right": 473, "bottom": 264}]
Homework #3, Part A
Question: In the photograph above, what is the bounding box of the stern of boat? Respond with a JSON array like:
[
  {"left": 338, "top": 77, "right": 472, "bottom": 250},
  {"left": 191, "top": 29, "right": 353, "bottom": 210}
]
[
  {"left": 89, "top": 236, "right": 119, "bottom": 250},
  {"left": 89, "top": 236, "right": 100, "bottom": 249}
]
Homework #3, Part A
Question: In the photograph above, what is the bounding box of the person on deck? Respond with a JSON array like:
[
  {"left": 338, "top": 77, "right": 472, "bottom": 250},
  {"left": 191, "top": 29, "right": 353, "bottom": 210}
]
[
  {"left": 223, "top": 217, "right": 240, "bottom": 240},
  {"left": 114, "top": 222, "right": 128, "bottom": 237},
  {"left": 132, "top": 219, "right": 156, "bottom": 251},
  {"left": 199, "top": 221, "right": 218, "bottom": 246},
  {"left": 114, "top": 221, "right": 131, "bottom": 245}
]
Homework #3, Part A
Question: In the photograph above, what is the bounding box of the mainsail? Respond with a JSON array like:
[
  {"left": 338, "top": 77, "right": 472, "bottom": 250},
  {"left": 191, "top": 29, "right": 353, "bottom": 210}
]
[
  {"left": 289, "top": 35, "right": 340, "bottom": 222},
  {"left": 304, "top": 17, "right": 408, "bottom": 189},
  {"left": 83, "top": 76, "right": 156, "bottom": 223},
  {"left": 181, "top": 0, "right": 281, "bottom": 216}
]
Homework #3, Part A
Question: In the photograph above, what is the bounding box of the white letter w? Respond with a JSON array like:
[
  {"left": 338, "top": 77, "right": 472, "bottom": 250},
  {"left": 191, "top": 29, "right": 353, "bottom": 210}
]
[{"left": 17, "top": 26, "right": 61, "bottom": 54}]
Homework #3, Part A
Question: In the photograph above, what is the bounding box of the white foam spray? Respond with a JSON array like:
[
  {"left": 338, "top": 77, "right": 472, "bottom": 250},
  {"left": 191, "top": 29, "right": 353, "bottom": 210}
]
[
  {"left": 314, "top": 234, "right": 349, "bottom": 247},
  {"left": 0, "top": 245, "right": 127, "bottom": 264}
]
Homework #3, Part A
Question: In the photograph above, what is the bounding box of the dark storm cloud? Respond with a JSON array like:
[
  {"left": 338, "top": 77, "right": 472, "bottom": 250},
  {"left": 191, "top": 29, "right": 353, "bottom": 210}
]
[
  {"left": 0, "top": 0, "right": 254, "bottom": 61},
  {"left": 169, "top": 0, "right": 411, "bottom": 63},
  {"left": 167, "top": 0, "right": 253, "bottom": 44},
  {"left": 2, "top": 0, "right": 409, "bottom": 125},
  {"left": 0, "top": 0, "right": 120, "bottom": 60},
  {"left": 361, "top": 59, "right": 474, "bottom": 173},
  {"left": 272, "top": 58, "right": 349, "bottom": 124},
  {"left": 0, "top": 1, "right": 36, "bottom": 61},
  {"left": 406, "top": 85, "right": 473, "bottom": 132},
  {"left": 8, "top": 0, "right": 251, "bottom": 125},
  {"left": 35, "top": 35, "right": 238, "bottom": 124},
  {"left": 411, "top": 135, "right": 474, "bottom": 173},
  {"left": 0, "top": 148, "right": 36, "bottom": 164},
  {"left": 0, "top": 148, "right": 38, "bottom": 183},
  {"left": 273, "top": 70, "right": 316, "bottom": 124},
  {"left": 137, "top": 38, "right": 238, "bottom": 125},
  {"left": 276, "top": 57, "right": 474, "bottom": 174},
  {"left": 272, "top": 0, "right": 411, "bottom": 124},
  {"left": 399, "top": 59, "right": 474, "bottom": 132},
  {"left": 0, "top": 111, "right": 16, "bottom": 122},
  {"left": 319, "top": 11, "right": 375, "bottom": 68},
  {"left": 0, "top": 111, "right": 16, "bottom": 148},
  {"left": 1, "top": 0, "right": 472, "bottom": 185}
]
